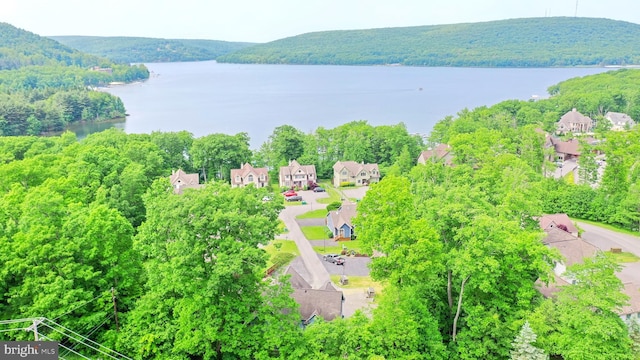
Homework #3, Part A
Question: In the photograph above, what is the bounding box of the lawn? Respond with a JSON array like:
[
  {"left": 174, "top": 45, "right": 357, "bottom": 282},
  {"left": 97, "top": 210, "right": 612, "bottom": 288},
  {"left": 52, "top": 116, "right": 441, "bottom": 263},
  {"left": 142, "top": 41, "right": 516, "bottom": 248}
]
[
  {"left": 610, "top": 251, "right": 640, "bottom": 263},
  {"left": 263, "top": 239, "right": 300, "bottom": 270},
  {"left": 329, "top": 275, "right": 385, "bottom": 295},
  {"left": 316, "top": 181, "right": 343, "bottom": 204},
  {"left": 300, "top": 226, "right": 330, "bottom": 240},
  {"left": 296, "top": 209, "right": 328, "bottom": 219},
  {"left": 313, "top": 240, "right": 367, "bottom": 255}
]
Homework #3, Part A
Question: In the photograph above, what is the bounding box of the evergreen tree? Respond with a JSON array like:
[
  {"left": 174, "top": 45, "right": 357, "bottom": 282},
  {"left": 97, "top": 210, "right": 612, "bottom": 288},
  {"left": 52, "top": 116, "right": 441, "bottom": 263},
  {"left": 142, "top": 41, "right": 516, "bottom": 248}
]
[{"left": 510, "top": 321, "right": 548, "bottom": 360}]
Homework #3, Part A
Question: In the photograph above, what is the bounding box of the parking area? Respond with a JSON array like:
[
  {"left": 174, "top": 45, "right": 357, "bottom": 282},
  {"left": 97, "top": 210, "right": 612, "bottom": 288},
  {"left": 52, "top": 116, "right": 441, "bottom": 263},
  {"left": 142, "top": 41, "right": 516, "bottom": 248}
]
[{"left": 316, "top": 253, "right": 371, "bottom": 276}]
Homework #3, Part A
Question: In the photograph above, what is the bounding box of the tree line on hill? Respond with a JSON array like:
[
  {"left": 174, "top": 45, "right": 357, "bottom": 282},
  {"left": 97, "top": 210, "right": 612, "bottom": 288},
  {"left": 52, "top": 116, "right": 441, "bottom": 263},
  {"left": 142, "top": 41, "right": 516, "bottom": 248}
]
[
  {"left": 0, "top": 22, "right": 149, "bottom": 136},
  {"left": 50, "top": 36, "right": 256, "bottom": 63},
  {"left": 217, "top": 17, "right": 640, "bottom": 67}
]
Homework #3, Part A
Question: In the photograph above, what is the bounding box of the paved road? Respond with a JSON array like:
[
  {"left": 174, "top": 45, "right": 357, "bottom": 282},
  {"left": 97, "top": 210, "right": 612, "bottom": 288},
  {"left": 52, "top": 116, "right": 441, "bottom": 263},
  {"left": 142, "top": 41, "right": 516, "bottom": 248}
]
[
  {"left": 278, "top": 190, "right": 331, "bottom": 289},
  {"left": 577, "top": 221, "right": 640, "bottom": 285}
]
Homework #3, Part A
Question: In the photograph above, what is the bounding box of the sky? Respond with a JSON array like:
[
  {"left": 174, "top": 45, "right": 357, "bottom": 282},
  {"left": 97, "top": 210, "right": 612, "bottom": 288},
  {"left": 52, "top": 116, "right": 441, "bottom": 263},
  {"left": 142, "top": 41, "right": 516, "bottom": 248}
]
[{"left": 2, "top": 0, "right": 640, "bottom": 43}]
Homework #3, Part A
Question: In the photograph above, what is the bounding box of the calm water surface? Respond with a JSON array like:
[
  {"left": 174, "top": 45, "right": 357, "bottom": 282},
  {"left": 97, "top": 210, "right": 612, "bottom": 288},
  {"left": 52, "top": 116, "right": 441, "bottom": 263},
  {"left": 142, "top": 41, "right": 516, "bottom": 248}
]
[{"left": 94, "top": 61, "right": 611, "bottom": 148}]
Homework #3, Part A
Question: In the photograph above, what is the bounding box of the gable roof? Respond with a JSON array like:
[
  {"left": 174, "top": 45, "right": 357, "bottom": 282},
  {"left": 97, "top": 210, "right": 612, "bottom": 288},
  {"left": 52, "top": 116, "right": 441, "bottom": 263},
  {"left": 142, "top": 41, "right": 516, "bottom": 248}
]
[
  {"left": 284, "top": 267, "right": 344, "bottom": 323},
  {"left": 170, "top": 169, "right": 199, "bottom": 186},
  {"left": 605, "top": 111, "right": 635, "bottom": 127},
  {"left": 327, "top": 203, "right": 358, "bottom": 230},
  {"left": 279, "top": 160, "right": 316, "bottom": 178},
  {"left": 539, "top": 214, "right": 579, "bottom": 235},
  {"left": 543, "top": 227, "right": 598, "bottom": 267},
  {"left": 418, "top": 144, "right": 452, "bottom": 164},
  {"left": 333, "top": 161, "right": 379, "bottom": 175},
  {"left": 230, "top": 163, "right": 268, "bottom": 180}
]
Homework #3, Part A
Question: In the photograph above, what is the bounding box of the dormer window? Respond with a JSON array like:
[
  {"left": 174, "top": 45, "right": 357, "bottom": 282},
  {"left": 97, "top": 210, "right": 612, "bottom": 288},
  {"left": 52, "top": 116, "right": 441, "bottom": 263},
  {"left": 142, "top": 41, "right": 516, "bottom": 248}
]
[{"left": 248, "top": 175, "right": 254, "bottom": 182}]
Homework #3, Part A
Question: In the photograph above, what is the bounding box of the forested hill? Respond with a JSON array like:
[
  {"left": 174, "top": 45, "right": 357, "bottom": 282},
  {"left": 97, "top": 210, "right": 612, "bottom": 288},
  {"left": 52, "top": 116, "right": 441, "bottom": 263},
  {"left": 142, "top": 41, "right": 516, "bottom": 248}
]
[
  {"left": 0, "top": 22, "right": 106, "bottom": 70},
  {"left": 0, "top": 23, "right": 149, "bottom": 136},
  {"left": 217, "top": 17, "right": 640, "bottom": 67},
  {"left": 50, "top": 36, "right": 256, "bottom": 63}
]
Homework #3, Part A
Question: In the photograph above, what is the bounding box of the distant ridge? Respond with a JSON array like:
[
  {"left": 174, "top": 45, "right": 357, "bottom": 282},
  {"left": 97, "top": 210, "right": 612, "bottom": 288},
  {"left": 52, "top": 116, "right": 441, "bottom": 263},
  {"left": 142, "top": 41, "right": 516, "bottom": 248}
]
[
  {"left": 217, "top": 17, "right": 640, "bottom": 67},
  {"left": 50, "top": 36, "right": 256, "bottom": 63}
]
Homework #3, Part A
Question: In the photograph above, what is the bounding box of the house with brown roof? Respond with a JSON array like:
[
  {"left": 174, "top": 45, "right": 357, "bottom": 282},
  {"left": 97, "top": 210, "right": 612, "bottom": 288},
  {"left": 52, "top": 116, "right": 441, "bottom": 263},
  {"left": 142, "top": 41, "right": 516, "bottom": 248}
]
[
  {"left": 326, "top": 203, "right": 357, "bottom": 240},
  {"left": 230, "top": 163, "right": 268, "bottom": 188},
  {"left": 539, "top": 213, "right": 579, "bottom": 237},
  {"left": 285, "top": 267, "right": 344, "bottom": 326},
  {"left": 333, "top": 161, "right": 380, "bottom": 187},
  {"left": 545, "top": 136, "right": 599, "bottom": 162},
  {"left": 169, "top": 169, "right": 202, "bottom": 194},
  {"left": 605, "top": 111, "right": 636, "bottom": 131},
  {"left": 417, "top": 144, "right": 453, "bottom": 165},
  {"left": 556, "top": 108, "right": 593, "bottom": 134},
  {"left": 279, "top": 160, "right": 317, "bottom": 189}
]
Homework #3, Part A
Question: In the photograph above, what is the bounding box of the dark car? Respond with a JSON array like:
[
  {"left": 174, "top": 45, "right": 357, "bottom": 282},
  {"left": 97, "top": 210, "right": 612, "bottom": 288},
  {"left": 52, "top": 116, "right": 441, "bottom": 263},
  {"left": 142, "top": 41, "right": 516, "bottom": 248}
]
[
  {"left": 313, "top": 187, "right": 326, "bottom": 192},
  {"left": 285, "top": 195, "right": 302, "bottom": 202}
]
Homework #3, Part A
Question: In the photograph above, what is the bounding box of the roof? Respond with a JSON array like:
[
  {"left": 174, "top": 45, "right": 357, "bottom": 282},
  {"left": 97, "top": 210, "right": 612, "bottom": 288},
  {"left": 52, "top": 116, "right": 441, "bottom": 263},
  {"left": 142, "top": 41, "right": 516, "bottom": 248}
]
[
  {"left": 291, "top": 288, "right": 344, "bottom": 323},
  {"left": 285, "top": 267, "right": 344, "bottom": 323},
  {"left": 418, "top": 144, "right": 452, "bottom": 164},
  {"left": 169, "top": 169, "right": 202, "bottom": 193},
  {"left": 539, "top": 214, "right": 579, "bottom": 235},
  {"left": 553, "top": 139, "right": 581, "bottom": 156},
  {"left": 327, "top": 203, "right": 358, "bottom": 230},
  {"left": 536, "top": 272, "right": 571, "bottom": 298},
  {"left": 558, "top": 108, "right": 593, "bottom": 126},
  {"left": 279, "top": 160, "right": 316, "bottom": 178},
  {"left": 230, "top": 163, "right": 268, "bottom": 181},
  {"left": 333, "top": 161, "right": 380, "bottom": 175},
  {"left": 605, "top": 112, "right": 635, "bottom": 126},
  {"left": 542, "top": 227, "right": 598, "bottom": 267},
  {"left": 620, "top": 282, "right": 640, "bottom": 316}
]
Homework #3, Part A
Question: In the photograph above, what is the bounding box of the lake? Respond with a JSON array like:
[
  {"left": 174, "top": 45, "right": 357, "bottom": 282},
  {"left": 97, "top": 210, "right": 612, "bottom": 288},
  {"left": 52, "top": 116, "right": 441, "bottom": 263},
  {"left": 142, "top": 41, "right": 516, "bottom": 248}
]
[{"left": 90, "top": 61, "right": 611, "bottom": 149}]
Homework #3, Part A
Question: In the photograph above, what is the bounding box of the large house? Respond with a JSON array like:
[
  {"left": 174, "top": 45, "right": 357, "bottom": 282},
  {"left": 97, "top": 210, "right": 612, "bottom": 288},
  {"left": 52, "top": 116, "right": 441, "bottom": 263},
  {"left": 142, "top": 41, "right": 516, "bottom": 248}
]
[
  {"left": 326, "top": 203, "right": 357, "bottom": 240},
  {"left": 230, "top": 163, "right": 269, "bottom": 188},
  {"left": 539, "top": 213, "right": 579, "bottom": 237},
  {"left": 332, "top": 161, "right": 380, "bottom": 187},
  {"left": 605, "top": 111, "right": 635, "bottom": 131},
  {"left": 285, "top": 267, "right": 344, "bottom": 327},
  {"left": 557, "top": 108, "right": 593, "bottom": 134},
  {"left": 279, "top": 160, "right": 317, "bottom": 189},
  {"left": 417, "top": 144, "right": 453, "bottom": 166},
  {"left": 169, "top": 169, "right": 202, "bottom": 194}
]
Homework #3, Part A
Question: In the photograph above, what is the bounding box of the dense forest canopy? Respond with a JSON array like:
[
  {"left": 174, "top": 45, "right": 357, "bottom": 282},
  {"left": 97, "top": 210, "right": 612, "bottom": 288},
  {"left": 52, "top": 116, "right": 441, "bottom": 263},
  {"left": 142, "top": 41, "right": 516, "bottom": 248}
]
[
  {"left": 217, "top": 17, "right": 640, "bottom": 67},
  {"left": 0, "top": 23, "right": 149, "bottom": 136},
  {"left": 50, "top": 36, "right": 256, "bottom": 63}
]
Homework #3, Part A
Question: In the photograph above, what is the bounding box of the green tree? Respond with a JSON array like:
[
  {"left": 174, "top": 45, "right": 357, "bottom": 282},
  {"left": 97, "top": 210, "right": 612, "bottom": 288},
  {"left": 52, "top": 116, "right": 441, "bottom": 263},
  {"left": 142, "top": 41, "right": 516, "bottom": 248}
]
[
  {"left": 191, "top": 132, "right": 251, "bottom": 182},
  {"left": 510, "top": 321, "right": 547, "bottom": 360}
]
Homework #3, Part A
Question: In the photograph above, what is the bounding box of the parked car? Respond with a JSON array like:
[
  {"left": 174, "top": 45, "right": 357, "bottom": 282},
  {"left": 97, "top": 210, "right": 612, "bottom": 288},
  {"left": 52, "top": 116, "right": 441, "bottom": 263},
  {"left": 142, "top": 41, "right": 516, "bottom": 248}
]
[
  {"left": 323, "top": 254, "right": 340, "bottom": 262},
  {"left": 285, "top": 195, "right": 303, "bottom": 202},
  {"left": 313, "top": 187, "right": 326, "bottom": 192},
  {"left": 262, "top": 195, "right": 273, "bottom": 201},
  {"left": 334, "top": 257, "right": 345, "bottom": 265},
  {"left": 283, "top": 190, "right": 298, "bottom": 197}
]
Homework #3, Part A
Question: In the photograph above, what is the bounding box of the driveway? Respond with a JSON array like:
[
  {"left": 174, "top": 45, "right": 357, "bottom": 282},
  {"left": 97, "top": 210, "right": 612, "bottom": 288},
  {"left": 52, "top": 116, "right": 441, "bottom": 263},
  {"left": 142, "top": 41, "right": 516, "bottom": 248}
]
[{"left": 576, "top": 221, "right": 640, "bottom": 286}]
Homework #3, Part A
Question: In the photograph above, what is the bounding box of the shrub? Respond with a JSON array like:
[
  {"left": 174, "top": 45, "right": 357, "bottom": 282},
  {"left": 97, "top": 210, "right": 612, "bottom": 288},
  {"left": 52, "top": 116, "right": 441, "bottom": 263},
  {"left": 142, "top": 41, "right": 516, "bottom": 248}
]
[
  {"left": 340, "top": 182, "right": 355, "bottom": 187},
  {"left": 271, "top": 252, "right": 295, "bottom": 268},
  {"left": 326, "top": 201, "right": 342, "bottom": 211}
]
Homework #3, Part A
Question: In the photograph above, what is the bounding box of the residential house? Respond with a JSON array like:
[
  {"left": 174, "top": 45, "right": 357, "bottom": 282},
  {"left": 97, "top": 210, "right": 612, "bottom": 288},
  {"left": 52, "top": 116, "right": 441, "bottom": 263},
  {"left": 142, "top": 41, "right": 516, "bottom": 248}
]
[
  {"left": 539, "top": 213, "right": 579, "bottom": 237},
  {"left": 279, "top": 160, "right": 317, "bottom": 189},
  {"left": 556, "top": 108, "right": 593, "bottom": 134},
  {"left": 285, "top": 267, "right": 344, "bottom": 327},
  {"left": 326, "top": 203, "right": 357, "bottom": 240},
  {"left": 605, "top": 112, "right": 635, "bottom": 131},
  {"left": 332, "top": 161, "right": 380, "bottom": 187},
  {"left": 545, "top": 136, "right": 599, "bottom": 162},
  {"left": 169, "top": 169, "right": 202, "bottom": 194},
  {"left": 417, "top": 144, "right": 453, "bottom": 165},
  {"left": 230, "top": 163, "right": 269, "bottom": 188}
]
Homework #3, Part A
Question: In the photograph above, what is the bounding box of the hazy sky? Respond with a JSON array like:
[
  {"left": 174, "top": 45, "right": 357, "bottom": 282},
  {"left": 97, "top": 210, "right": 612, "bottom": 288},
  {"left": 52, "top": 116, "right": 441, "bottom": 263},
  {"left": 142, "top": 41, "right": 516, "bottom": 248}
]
[{"left": 3, "top": 0, "right": 640, "bottom": 43}]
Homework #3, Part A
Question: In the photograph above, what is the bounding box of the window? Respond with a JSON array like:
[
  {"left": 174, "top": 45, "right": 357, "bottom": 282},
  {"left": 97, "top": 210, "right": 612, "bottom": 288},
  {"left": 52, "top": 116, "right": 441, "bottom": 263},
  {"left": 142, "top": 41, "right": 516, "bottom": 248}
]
[
  {"left": 360, "top": 171, "right": 366, "bottom": 176},
  {"left": 248, "top": 175, "right": 254, "bottom": 182},
  {"left": 285, "top": 175, "right": 290, "bottom": 179},
  {"left": 341, "top": 170, "right": 347, "bottom": 175},
  {"left": 235, "top": 176, "right": 240, "bottom": 182}
]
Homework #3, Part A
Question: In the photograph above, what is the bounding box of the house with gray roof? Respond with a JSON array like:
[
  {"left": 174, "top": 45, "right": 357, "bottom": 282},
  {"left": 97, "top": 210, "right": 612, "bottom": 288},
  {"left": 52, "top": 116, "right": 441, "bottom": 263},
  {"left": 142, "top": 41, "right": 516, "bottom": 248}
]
[
  {"left": 605, "top": 111, "right": 635, "bottom": 131},
  {"left": 333, "top": 161, "right": 380, "bottom": 187},
  {"left": 557, "top": 108, "right": 593, "bottom": 134},
  {"left": 285, "top": 267, "right": 344, "bottom": 326},
  {"left": 326, "top": 203, "right": 357, "bottom": 240},
  {"left": 279, "top": 160, "right": 317, "bottom": 189}
]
